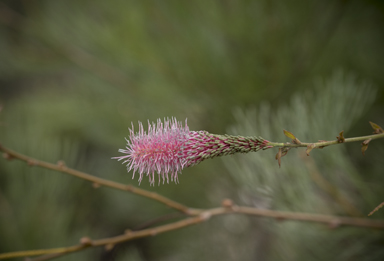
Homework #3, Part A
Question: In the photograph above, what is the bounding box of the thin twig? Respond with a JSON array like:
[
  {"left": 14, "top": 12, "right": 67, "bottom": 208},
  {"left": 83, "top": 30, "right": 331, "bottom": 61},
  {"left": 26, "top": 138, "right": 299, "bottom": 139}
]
[
  {"left": 369, "top": 202, "right": 384, "bottom": 216},
  {"left": 1, "top": 206, "right": 384, "bottom": 260},
  {"left": 1, "top": 144, "right": 384, "bottom": 260},
  {"left": 267, "top": 132, "right": 384, "bottom": 149},
  {"left": 1, "top": 137, "right": 384, "bottom": 260},
  {"left": 28, "top": 214, "right": 187, "bottom": 261},
  {"left": 0, "top": 143, "right": 199, "bottom": 215}
]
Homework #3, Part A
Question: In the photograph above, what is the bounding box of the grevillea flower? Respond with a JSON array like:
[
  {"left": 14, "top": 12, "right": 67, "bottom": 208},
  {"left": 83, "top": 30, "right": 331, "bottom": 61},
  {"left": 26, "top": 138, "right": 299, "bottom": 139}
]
[{"left": 114, "top": 118, "right": 270, "bottom": 185}]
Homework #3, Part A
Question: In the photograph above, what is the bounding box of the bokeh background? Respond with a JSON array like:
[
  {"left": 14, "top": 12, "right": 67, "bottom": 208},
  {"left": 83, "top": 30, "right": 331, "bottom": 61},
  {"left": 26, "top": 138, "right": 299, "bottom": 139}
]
[{"left": 1, "top": 0, "right": 384, "bottom": 260}]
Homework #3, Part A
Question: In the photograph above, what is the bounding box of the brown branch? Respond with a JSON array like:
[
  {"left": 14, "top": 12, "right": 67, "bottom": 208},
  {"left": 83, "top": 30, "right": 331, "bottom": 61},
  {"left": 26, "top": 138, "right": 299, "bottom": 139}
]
[
  {"left": 0, "top": 143, "right": 199, "bottom": 215},
  {"left": 1, "top": 205, "right": 384, "bottom": 260},
  {"left": 1, "top": 144, "right": 384, "bottom": 260},
  {"left": 267, "top": 132, "right": 384, "bottom": 150},
  {"left": 369, "top": 202, "right": 384, "bottom": 216}
]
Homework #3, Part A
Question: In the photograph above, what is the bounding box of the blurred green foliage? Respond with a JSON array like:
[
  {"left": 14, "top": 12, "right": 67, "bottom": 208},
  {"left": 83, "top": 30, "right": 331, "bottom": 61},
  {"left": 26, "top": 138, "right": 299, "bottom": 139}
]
[
  {"left": 0, "top": 0, "right": 383, "bottom": 260},
  {"left": 225, "top": 74, "right": 383, "bottom": 260}
]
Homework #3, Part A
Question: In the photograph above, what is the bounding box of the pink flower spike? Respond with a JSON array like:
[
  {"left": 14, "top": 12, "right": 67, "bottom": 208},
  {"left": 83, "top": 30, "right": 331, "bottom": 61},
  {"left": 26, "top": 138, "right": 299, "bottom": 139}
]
[
  {"left": 113, "top": 117, "right": 269, "bottom": 185},
  {"left": 113, "top": 118, "right": 189, "bottom": 185}
]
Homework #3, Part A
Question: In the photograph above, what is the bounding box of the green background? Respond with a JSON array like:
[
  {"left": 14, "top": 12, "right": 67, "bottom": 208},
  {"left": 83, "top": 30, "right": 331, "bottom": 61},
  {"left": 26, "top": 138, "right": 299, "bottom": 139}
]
[{"left": 0, "top": 0, "right": 383, "bottom": 260}]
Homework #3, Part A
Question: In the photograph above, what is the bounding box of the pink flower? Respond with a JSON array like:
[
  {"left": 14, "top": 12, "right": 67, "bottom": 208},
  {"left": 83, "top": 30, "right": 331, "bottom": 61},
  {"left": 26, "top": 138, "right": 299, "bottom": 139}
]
[{"left": 114, "top": 118, "right": 269, "bottom": 185}]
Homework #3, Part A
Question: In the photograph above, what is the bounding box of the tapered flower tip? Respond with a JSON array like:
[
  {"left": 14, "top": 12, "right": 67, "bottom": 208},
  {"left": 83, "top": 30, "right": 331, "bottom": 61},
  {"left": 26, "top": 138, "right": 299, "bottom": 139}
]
[{"left": 113, "top": 118, "right": 190, "bottom": 185}]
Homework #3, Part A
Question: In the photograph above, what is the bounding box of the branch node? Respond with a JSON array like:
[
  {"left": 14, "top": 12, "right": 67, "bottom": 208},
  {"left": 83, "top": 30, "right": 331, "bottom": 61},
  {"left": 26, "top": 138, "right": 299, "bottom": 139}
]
[
  {"left": 221, "top": 198, "right": 234, "bottom": 208},
  {"left": 199, "top": 211, "right": 212, "bottom": 221},
  {"left": 361, "top": 138, "right": 372, "bottom": 156},
  {"left": 275, "top": 148, "right": 282, "bottom": 168},
  {"left": 27, "top": 159, "right": 38, "bottom": 166},
  {"left": 369, "top": 121, "right": 384, "bottom": 134},
  {"left": 275, "top": 147, "right": 290, "bottom": 167},
  {"left": 125, "top": 185, "right": 133, "bottom": 192},
  {"left": 283, "top": 129, "right": 301, "bottom": 144},
  {"left": 336, "top": 131, "right": 345, "bottom": 143},
  {"left": 328, "top": 219, "right": 341, "bottom": 229},
  {"left": 80, "top": 237, "right": 93, "bottom": 246},
  {"left": 292, "top": 138, "right": 301, "bottom": 144},
  {"left": 306, "top": 144, "right": 316, "bottom": 156},
  {"left": 57, "top": 160, "right": 66, "bottom": 168}
]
